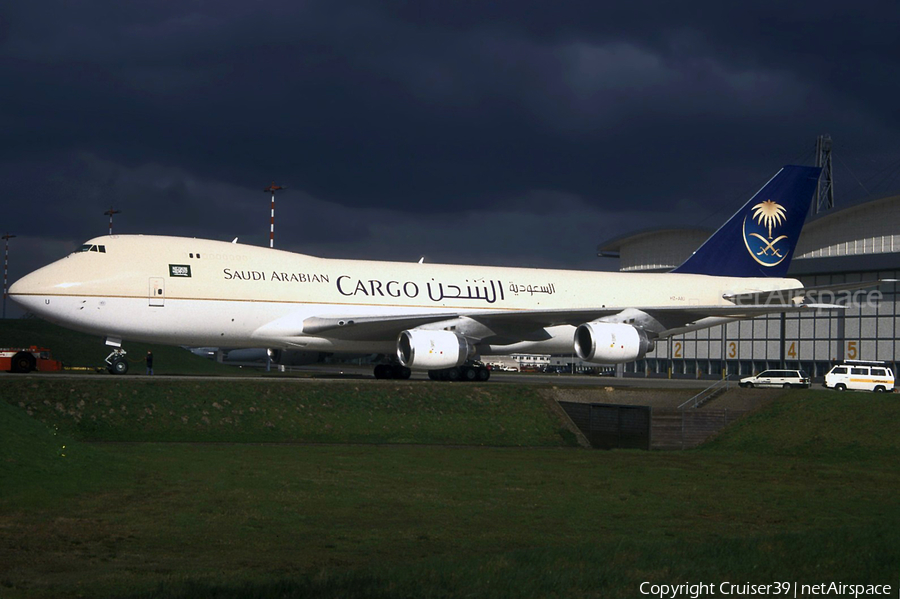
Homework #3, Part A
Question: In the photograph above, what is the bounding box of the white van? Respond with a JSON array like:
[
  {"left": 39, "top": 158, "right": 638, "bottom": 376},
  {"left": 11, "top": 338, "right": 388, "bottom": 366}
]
[{"left": 824, "top": 361, "right": 895, "bottom": 392}]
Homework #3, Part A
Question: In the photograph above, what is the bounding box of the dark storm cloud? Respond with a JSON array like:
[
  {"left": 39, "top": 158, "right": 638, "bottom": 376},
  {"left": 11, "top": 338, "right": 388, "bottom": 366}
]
[{"left": 3, "top": 0, "right": 900, "bottom": 293}]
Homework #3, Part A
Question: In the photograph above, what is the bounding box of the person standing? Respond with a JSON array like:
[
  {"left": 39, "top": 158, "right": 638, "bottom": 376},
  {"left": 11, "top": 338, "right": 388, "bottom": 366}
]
[{"left": 146, "top": 351, "right": 154, "bottom": 375}]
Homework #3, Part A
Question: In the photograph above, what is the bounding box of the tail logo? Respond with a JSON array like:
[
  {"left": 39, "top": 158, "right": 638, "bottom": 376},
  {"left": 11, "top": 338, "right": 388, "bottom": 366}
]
[{"left": 742, "top": 199, "right": 789, "bottom": 267}]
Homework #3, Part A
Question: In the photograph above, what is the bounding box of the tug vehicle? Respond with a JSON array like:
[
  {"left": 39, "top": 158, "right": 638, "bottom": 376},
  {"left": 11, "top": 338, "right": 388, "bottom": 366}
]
[{"left": 0, "top": 346, "right": 63, "bottom": 373}]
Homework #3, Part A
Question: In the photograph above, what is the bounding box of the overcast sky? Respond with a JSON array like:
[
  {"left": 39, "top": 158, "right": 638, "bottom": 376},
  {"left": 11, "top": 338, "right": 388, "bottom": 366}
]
[{"left": 4, "top": 0, "right": 900, "bottom": 306}]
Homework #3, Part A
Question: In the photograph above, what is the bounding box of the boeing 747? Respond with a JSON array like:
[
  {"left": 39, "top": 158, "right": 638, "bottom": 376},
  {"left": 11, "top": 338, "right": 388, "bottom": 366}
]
[{"left": 10, "top": 165, "right": 853, "bottom": 379}]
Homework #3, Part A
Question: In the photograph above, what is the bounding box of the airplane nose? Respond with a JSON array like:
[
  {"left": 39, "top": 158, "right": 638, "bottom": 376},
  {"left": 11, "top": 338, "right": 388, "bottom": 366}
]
[
  {"left": 8, "top": 263, "right": 64, "bottom": 313},
  {"left": 8, "top": 270, "right": 41, "bottom": 311},
  {"left": 10, "top": 268, "right": 44, "bottom": 297}
]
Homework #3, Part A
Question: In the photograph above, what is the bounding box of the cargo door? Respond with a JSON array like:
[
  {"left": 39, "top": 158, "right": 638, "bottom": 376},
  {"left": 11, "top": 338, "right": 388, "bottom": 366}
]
[{"left": 149, "top": 277, "right": 165, "bottom": 307}]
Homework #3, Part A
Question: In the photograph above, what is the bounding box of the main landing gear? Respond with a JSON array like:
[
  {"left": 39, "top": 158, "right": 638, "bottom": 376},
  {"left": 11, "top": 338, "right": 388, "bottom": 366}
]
[
  {"left": 105, "top": 348, "right": 129, "bottom": 375},
  {"left": 428, "top": 361, "right": 490, "bottom": 382},
  {"left": 372, "top": 360, "right": 491, "bottom": 381},
  {"left": 373, "top": 363, "right": 412, "bottom": 379}
]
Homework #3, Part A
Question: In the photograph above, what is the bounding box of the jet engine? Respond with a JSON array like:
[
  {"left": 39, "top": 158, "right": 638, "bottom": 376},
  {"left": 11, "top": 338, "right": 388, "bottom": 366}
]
[
  {"left": 573, "top": 322, "right": 653, "bottom": 364},
  {"left": 397, "top": 330, "right": 474, "bottom": 370}
]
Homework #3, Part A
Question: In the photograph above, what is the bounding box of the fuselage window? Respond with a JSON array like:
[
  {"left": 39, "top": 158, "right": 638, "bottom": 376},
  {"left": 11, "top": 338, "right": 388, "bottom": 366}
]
[
  {"left": 190, "top": 253, "right": 194, "bottom": 258},
  {"left": 78, "top": 244, "right": 92, "bottom": 253}
]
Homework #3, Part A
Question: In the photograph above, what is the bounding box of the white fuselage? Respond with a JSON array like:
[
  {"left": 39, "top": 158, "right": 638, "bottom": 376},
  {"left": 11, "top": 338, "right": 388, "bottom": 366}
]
[{"left": 10, "top": 235, "right": 801, "bottom": 356}]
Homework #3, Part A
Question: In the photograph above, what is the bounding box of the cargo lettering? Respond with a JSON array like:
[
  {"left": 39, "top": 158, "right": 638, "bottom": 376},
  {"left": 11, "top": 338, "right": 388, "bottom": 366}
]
[{"left": 337, "top": 276, "right": 419, "bottom": 299}]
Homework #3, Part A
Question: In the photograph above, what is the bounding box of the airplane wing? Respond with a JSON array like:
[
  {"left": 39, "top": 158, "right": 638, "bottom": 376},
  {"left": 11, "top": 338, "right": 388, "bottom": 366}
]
[{"left": 298, "top": 303, "right": 840, "bottom": 342}]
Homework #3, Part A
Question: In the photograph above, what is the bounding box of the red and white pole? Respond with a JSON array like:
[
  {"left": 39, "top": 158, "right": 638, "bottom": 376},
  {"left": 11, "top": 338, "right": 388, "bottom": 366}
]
[
  {"left": 2, "top": 233, "right": 15, "bottom": 319},
  {"left": 263, "top": 183, "right": 284, "bottom": 248},
  {"left": 269, "top": 193, "right": 275, "bottom": 248},
  {"left": 104, "top": 208, "right": 121, "bottom": 235}
]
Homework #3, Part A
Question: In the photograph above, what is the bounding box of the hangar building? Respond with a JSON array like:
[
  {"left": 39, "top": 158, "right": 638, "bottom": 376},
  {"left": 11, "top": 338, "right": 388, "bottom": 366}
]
[{"left": 597, "top": 194, "right": 900, "bottom": 380}]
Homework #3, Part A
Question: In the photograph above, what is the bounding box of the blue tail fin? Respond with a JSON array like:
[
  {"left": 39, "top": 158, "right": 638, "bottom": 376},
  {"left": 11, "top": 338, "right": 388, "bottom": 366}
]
[{"left": 672, "top": 165, "right": 822, "bottom": 277}]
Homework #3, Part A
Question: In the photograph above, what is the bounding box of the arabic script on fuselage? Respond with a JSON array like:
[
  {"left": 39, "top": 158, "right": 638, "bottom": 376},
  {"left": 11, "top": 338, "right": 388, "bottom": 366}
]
[{"left": 336, "top": 276, "right": 558, "bottom": 304}]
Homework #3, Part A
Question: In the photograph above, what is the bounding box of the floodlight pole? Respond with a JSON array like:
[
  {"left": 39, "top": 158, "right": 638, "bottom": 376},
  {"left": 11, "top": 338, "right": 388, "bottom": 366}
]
[
  {"left": 263, "top": 183, "right": 285, "bottom": 248},
  {"left": 813, "top": 134, "right": 834, "bottom": 215},
  {"left": 2, "top": 233, "right": 16, "bottom": 319},
  {"left": 104, "top": 207, "right": 121, "bottom": 235}
]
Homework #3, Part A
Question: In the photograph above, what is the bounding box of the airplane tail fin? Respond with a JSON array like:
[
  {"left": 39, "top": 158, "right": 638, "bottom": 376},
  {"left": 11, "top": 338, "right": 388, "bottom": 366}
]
[{"left": 672, "top": 165, "right": 822, "bottom": 278}]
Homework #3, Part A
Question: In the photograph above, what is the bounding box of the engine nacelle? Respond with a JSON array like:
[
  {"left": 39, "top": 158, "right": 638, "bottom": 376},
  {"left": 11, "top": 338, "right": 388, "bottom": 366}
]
[
  {"left": 573, "top": 322, "right": 653, "bottom": 364},
  {"left": 397, "top": 330, "right": 473, "bottom": 370}
]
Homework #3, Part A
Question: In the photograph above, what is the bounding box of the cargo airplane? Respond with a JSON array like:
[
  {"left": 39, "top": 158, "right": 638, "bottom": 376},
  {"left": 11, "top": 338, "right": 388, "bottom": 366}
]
[{"left": 9, "top": 165, "right": 855, "bottom": 380}]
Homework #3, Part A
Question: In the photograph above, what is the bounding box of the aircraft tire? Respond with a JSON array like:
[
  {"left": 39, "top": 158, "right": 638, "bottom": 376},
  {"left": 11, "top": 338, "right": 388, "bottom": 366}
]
[
  {"left": 446, "top": 367, "right": 460, "bottom": 381},
  {"left": 110, "top": 358, "right": 128, "bottom": 375},
  {"left": 462, "top": 366, "right": 478, "bottom": 381},
  {"left": 392, "top": 365, "right": 412, "bottom": 380},
  {"left": 477, "top": 367, "right": 490, "bottom": 381}
]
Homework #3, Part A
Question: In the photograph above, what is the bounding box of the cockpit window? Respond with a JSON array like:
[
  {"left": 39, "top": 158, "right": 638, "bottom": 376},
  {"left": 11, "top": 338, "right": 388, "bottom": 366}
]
[{"left": 77, "top": 244, "right": 107, "bottom": 253}]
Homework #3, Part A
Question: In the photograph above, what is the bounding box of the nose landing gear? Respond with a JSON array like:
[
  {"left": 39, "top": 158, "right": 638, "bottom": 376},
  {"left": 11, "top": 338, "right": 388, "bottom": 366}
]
[
  {"left": 105, "top": 347, "right": 129, "bottom": 375},
  {"left": 102, "top": 336, "right": 130, "bottom": 375}
]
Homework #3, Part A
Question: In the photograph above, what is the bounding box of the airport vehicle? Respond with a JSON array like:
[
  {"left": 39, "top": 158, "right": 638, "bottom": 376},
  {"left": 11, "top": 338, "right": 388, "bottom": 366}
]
[
  {"left": 824, "top": 360, "right": 895, "bottom": 392},
  {"left": 739, "top": 369, "right": 810, "bottom": 389},
  {"left": 10, "top": 165, "right": 885, "bottom": 381},
  {"left": 0, "top": 346, "right": 63, "bottom": 373}
]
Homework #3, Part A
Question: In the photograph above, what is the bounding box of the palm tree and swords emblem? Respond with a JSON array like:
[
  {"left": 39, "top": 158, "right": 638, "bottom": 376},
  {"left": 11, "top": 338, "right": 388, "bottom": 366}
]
[{"left": 742, "top": 199, "right": 789, "bottom": 266}]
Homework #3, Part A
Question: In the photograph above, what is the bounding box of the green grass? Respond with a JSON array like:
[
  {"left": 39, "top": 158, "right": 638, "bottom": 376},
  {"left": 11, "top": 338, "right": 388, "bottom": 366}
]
[
  {"left": 0, "top": 397, "right": 122, "bottom": 508},
  {"left": 704, "top": 389, "right": 900, "bottom": 461},
  {"left": 1, "top": 384, "right": 899, "bottom": 598},
  {"left": 2, "top": 379, "right": 572, "bottom": 445}
]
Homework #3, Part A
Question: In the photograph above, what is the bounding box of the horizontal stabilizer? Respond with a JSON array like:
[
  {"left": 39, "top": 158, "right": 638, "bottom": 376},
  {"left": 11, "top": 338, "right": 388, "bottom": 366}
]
[{"left": 723, "top": 279, "right": 897, "bottom": 305}]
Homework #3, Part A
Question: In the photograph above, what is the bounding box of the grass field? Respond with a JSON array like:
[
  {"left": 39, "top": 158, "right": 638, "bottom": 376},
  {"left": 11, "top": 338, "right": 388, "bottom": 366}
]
[{"left": 2, "top": 376, "right": 899, "bottom": 599}]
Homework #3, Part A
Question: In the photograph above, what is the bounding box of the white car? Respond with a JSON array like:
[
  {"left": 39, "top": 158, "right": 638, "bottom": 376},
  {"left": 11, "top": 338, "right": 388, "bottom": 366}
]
[
  {"left": 739, "top": 369, "right": 810, "bottom": 389},
  {"left": 824, "top": 362, "right": 895, "bottom": 392}
]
